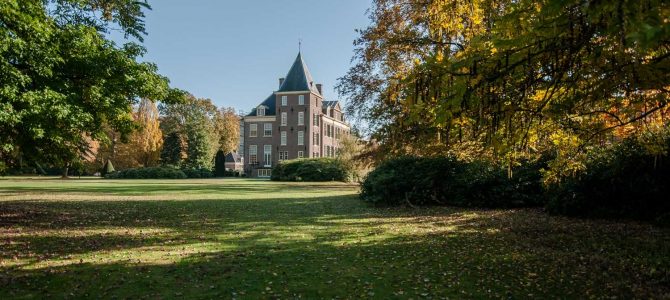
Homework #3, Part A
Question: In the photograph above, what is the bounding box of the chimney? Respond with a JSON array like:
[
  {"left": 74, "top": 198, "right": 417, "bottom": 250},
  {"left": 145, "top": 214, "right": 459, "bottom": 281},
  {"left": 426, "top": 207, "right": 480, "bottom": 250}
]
[
  {"left": 279, "top": 78, "right": 285, "bottom": 88},
  {"left": 316, "top": 83, "right": 322, "bottom": 95}
]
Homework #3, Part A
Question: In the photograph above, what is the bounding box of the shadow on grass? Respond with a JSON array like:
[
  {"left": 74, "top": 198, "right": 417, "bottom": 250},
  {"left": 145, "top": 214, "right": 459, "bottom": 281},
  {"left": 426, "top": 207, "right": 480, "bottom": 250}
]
[{"left": 1, "top": 193, "right": 669, "bottom": 298}]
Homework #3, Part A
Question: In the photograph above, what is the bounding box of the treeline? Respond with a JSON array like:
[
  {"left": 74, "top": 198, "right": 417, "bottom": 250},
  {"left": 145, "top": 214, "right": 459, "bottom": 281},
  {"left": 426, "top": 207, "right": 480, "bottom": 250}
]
[{"left": 341, "top": 0, "right": 670, "bottom": 222}]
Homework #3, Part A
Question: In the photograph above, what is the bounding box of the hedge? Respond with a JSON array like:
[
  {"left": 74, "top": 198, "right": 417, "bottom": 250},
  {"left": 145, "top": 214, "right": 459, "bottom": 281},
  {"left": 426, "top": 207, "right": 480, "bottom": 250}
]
[
  {"left": 105, "top": 167, "right": 187, "bottom": 179},
  {"left": 360, "top": 156, "right": 546, "bottom": 208},
  {"left": 546, "top": 137, "right": 670, "bottom": 223},
  {"left": 271, "top": 158, "right": 349, "bottom": 182}
]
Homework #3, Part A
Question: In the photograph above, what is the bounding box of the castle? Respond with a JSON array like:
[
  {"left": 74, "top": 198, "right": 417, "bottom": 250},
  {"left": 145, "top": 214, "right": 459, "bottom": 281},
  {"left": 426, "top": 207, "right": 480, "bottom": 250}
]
[{"left": 239, "top": 52, "right": 350, "bottom": 177}]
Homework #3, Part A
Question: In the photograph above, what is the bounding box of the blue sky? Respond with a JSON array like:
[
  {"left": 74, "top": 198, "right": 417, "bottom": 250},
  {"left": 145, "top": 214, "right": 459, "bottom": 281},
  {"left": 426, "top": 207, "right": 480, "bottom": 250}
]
[{"left": 112, "top": 0, "right": 372, "bottom": 113}]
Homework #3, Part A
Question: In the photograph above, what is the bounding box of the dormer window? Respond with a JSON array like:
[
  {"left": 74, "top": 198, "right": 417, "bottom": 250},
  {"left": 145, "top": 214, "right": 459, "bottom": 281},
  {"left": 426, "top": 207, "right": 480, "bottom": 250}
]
[{"left": 257, "top": 106, "right": 266, "bottom": 116}]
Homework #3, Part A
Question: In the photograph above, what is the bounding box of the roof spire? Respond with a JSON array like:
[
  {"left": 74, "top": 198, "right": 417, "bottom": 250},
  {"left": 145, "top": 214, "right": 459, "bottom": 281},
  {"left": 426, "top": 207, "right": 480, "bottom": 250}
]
[{"left": 298, "top": 38, "right": 302, "bottom": 53}]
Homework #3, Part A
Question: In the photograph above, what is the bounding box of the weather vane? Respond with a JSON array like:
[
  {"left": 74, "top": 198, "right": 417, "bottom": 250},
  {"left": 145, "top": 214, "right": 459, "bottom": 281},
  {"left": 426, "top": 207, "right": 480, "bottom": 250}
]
[{"left": 299, "top": 38, "right": 302, "bottom": 52}]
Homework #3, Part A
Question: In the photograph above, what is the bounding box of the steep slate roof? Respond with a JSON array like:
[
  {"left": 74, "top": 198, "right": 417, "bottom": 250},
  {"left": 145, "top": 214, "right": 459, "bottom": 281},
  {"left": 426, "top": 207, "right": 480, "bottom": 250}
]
[
  {"left": 322, "top": 101, "right": 338, "bottom": 108},
  {"left": 246, "top": 94, "right": 276, "bottom": 116},
  {"left": 277, "top": 52, "right": 321, "bottom": 95},
  {"left": 225, "top": 152, "right": 242, "bottom": 163}
]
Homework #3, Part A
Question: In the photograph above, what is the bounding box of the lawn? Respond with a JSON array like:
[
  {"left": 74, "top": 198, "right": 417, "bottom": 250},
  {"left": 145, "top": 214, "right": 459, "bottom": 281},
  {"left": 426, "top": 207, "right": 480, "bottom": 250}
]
[{"left": 0, "top": 178, "right": 668, "bottom": 299}]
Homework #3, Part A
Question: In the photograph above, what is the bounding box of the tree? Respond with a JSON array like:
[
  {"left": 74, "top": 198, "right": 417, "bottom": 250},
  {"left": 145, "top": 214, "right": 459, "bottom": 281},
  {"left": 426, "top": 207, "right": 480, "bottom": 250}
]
[
  {"left": 114, "top": 99, "right": 163, "bottom": 168},
  {"left": 213, "top": 107, "right": 240, "bottom": 155},
  {"left": 0, "top": 0, "right": 184, "bottom": 177},
  {"left": 160, "top": 132, "right": 186, "bottom": 166},
  {"left": 337, "top": 0, "right": 670, "bottom": 174},
  {"left": 159, "top": 95, "right": 218, "bottom": 170},
  {"left": 214, "top": 150, "right": 226, "bottom": 177},
  {"left": 101, "top": 159, "right": 115, "bottom": 177}
]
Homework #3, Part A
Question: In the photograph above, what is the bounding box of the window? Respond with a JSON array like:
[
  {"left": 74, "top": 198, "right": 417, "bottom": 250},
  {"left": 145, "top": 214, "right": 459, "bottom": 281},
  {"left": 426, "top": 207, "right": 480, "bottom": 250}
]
[
  {"left": 313, "top": 113, "right": 319, "bottom": 126},
  {"left": 298, "top": 95, "right": 304, "bottom": 105},
  {"left": 281, "top": 96, "right": 287, "bottom": 106},
  {"left": 264, "top": 123, "right": 272, "bottom": 137},
  {"left": 313, "top": 152, "right": 319, "bottom": 158},
  {"left": 298, "top": 112, "right": 304, "bottom": 125},
  {"left": 313, "top": 133, "right": 319, "bottom": 145},
  {"left": 335, "top": 127, "right": 340, "bottom": 139},
  {"left": 298, "top": 151, "right": 304, "bottom": 158},
  {"left": 257, "top": 106, "right": 265, "bottom": 116},
  {"left": 249, "top": 145, "right": 258, "bottom": 165},
  {"left": 326, "top": 125, "right": 331, "bottom": 137},
  {"left": 258, "top": 169, "right": 272, "bottom": 177},
  {"left": 249, "top": 124, "right": 257, "bottom": 137},
  {"left": 279, "top": 151, "right": 288, "bottom": 161},
  {"left": 263, "top": 145, "right": 272, "bottom": 167},
  {"left": 281, "top": 112, "right": 287, "bottom": 126},
  {"left": 281, "top": 131, "right": 287, "bottom": 145},
  {"left": 297, "top": 131, "right": 304, "bottom": 145}
]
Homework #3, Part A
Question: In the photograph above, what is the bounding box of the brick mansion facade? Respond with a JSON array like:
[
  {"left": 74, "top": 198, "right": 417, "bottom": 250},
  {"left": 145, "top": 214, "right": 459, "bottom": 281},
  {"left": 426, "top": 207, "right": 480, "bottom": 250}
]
[{"left": 239, "top": 53, "right": 350, "bottom": 177}]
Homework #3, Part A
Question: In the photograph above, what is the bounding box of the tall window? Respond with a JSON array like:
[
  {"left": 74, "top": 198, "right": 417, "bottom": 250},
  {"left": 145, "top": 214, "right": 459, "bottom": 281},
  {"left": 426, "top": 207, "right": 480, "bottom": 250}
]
[
  {"left": 281, "top": 96, "right": 287, "bottom": 106},
  {"left": 298, "top": 95, "right": 304, "bottom": 105},
  {"left": 263, "top": 145, "right": 272, "bottom": 167},
  {"left": 298, "top": 112, "right": 304, "bottom": 125},
  {"left": 257, "top": 107, "right": 265, "bottom": 116},
  {"left": 313, "top": 133, "right": 319, "bottom": 145},
  {"left": 297, "top": 131, "right": 304, "bottom": 145},
  {"left": 335, "top": 127, "right": 340, "bottom": 139},
  {"left": 279, "top": 151, "right": 288, "bottom": 161},
  {"left": 249, "top": 145, "right": 258, "bottom": 164},
  {"left": 263, "top": 123, "right": 272, "bottom": 137},
  {"left": 281, "top": 112, "right": 287, "bottom": 126},
  {"left": 249, "top": 124, "right": 257, "bottom": 137},
  {"left": 298, "top": 151, "right": 304, "bottom": 158},
  {"left": 313, "top": 113, "right": 319, "bottom": 126},
  {"left": 281, "top": 131, "right": 287, "bottom": 145}
]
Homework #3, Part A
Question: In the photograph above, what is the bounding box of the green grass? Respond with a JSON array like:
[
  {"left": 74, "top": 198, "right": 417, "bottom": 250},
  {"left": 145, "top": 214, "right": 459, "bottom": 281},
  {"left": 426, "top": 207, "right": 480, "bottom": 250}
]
[{"left": 0, "top": 177, "right": 668, "bottom": 299}]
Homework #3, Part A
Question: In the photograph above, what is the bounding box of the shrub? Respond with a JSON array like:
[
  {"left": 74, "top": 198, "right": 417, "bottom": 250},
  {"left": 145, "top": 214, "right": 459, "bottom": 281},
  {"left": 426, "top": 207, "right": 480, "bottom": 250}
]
[
  {"left": 105, "top": 167, "right": 187, "bottom": 179},
  {"left": 271, "top": 158, "right": 350, "bottom": 182},
  {"left": 181, "top": 168, "right": 214, "bottom": 179},
  {"left": 546, "top": 136, "right": 670, "bottom": 222},
  {"left": 360, "top": 156, "right": 546, "bottom": 207},
  {"left": 214, "top": 150, "right": 226, "bottom": 177}
]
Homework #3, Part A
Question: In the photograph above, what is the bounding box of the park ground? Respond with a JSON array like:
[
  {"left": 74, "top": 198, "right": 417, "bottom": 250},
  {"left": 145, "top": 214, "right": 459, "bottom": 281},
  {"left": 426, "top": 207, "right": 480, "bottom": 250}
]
[{"left": 0, "top": 178, "right": 668, "bottom": 299}]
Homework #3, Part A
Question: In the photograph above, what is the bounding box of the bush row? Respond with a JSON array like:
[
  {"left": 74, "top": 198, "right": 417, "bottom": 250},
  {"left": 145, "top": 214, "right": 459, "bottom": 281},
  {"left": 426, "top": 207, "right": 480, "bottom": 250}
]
[
  {"left": 361, "top": 135, "right": 670, "bottom": 223},
  {"left": 105, "top": 167, "right": 188, "bottom": 179},
  {"left": 546, "top": 138, "right": 670, "bottom": 223},
  {"left": 360, "top": 156, "right": 545, "bottom": 208},
  {"left": 271, "top": 158, "right": 350, "bottom": 182}
]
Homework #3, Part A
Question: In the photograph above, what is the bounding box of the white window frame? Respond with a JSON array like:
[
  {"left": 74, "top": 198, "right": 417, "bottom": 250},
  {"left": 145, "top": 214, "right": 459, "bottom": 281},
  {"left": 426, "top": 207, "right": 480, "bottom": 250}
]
[
  {"left": 281, "top": 112, "right": 287, "bottom": 126},
  {"left": 297, "top": 131, "right": 304, "bottom": 145},
  {"left": 258, "top": 169, "right": 272, "bottom": 178},
  {"left": 298, "top": 95, "right": 304, "bottom": 105},
  {"left": 313, "top": 132, "right": 319, "bottom": 145},
  {"left": 263, "top": 123, "right": 272, "bottom": 137},
  {"left": 263, "top": 145, "right": 272, "bottom": 167},
  {"left": 281, "top": 131, "right": 287, "bottom": 146},
  {"left": 298, "top": 151, "right": 304, "bottom": 158},
  {"left": 281, "top": 96, "right": 287, "bottom": 106},
  {"left": 249, "top": 124, "right": 257, "bottom": 137},
  {"left": 298, "top": 112, "right": 304, "bottom": 125},
  {"left": 257, "top": 107, "right": 265, "bottom": 116},
  {"left": 279, "top": 151, "right": 288, "bottom": 161},
  {"left": 249, "top": 145, "right": 258, "bottom": 165}
]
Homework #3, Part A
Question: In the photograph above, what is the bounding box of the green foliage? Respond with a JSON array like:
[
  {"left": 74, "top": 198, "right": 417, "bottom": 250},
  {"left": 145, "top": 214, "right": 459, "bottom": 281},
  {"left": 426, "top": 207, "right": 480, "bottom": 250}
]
[
  {"left": 546, "top": 135, "right": 670, "bottom": 222},
  {"left": 271, "top": 158, "right": 350, "bottom": 182},
  {"left": 180, "top": 168, "right": 213, "bottom": 179},
  {"left": 105, "top": 166, "right": 187, "bottom": 179},
  {"left": 214, "top": 150, "right": 226, "bottom": 177},
  {"left": 101, "top": 159, "right": 115, "bottom": 177},
  {"left": 360, "top": 156, "right": 545, "bottom": 207},
  {"left": 159, "top": 95, "right": 218, "bottom": 170},
  {"left": 0, "top": 0, "right": 183, "bottom": 171},
  {"left": 160, "top": 132, "right": 185, "bottom": 167}
]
